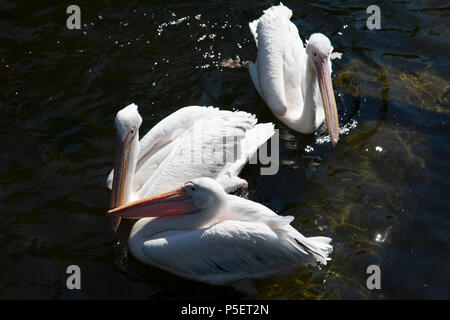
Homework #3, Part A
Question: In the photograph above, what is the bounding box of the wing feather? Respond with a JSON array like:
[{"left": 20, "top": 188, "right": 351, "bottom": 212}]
[
  {"left": 139, "top": 220, "right": 308, "bottom": 284},
  {"left": 138, "top": 109, "right": 265, "bottom": 197},
  {"left": 250, "top": 3, "right": 307, "bottom": 116},
  {"left": 227, "top": 194, "right": 333, "bottom": 265},
  {"left": 249, "top": 19, "right": 259, "bottom": 47},
  {"left": 106, "top": 106, "right": 247, "bottom": 192}
]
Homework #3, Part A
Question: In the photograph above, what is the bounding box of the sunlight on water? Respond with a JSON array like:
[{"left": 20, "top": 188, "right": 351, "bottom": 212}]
[{"left": 315, "top": 118, "right": 358, "bottom": 145}]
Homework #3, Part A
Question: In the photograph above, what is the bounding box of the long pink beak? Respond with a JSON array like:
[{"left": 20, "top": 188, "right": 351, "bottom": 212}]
[
  {"left": 315, "top": 56, "right": 339, "bottom": 147},
  {"left": 107, "top": 188, "right": 196, "bottom": 219}
]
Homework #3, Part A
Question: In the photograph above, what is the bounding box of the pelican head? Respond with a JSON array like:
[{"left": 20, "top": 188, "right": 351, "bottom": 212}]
[
  {"left": 183, "top": 178, "right": 225, "bottom": 210},
  {"left": 107, "top": 177, "right": 226, "bottom": 224},
  {"left": 306, "top": 33, "right": 339, "bottom": 146},
  {"left": 110, "top": 103, "right": 142, "bottom": 232},
  {"left": 115, "top": 103, "right": 142, "bottom": 139}
]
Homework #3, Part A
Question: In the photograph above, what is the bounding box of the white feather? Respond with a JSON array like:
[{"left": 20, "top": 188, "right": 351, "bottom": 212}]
[
  {"left": 127, "top": 186, "right": 332, "bottom": 285},
  {"left": 107, "top": 106, "right": 275, "bottom": 198},
  {"left": 248, "top": 3, "right": 337, "bottom": 134}
]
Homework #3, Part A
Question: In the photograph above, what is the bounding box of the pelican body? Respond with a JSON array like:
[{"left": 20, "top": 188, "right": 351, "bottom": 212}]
[
  {"left": 107, "top": 104, "right": 275, "bottom": 232},
  {"left": 108, "top": 177, "right": 333, "bottom": 285},
  {"left": 247, "top": 3, "right": 340, "bottom": 146}
]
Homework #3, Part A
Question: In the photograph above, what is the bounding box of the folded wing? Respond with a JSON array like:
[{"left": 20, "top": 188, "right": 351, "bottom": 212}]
[{"left": 139, "top": 220, "right": 316, "bottom": 284}]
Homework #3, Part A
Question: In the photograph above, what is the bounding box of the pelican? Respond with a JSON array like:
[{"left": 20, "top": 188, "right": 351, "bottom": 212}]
[
  {"left": 246, "top": 3, "right": 340, "bottom": 146},
  {"left": 107, "top": 103, "right": 275, "bottom": 232},
  {"left": 108, "top": 177, "right": 333, "bottom": 284}
]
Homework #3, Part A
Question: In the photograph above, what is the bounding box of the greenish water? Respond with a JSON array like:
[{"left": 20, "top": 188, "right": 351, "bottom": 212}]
[{"left": 0, "top": 0, "right": 448, "bottom": 299}]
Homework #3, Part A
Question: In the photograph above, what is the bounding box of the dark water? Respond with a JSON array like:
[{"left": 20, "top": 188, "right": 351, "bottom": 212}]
[{"left": 0, "top": 0, "right": 449, "bottom": 299}]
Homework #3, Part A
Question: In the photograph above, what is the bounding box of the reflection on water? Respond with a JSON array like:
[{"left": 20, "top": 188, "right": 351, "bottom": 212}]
[{"left": 0, "top": 0, "right": 448, "bottom": 299}]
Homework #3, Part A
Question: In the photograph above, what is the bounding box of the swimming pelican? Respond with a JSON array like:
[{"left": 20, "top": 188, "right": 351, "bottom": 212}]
[
  {"left": 108, "top": 177, "right": 333, "bottom": 284},
  {"left": 107, "top": 103, "right": 274, "bottom": 232},
  {"left": 246, "top": 3, "right": 340, "bottom": 146}
]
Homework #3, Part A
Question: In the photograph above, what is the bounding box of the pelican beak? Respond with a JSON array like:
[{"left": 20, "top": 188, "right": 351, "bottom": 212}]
[
  {"left": 315, "top": 56, "right": 339, "bottom": 147},
  {"left": 107, "top": 188, "right": 196, "bottom": 219},
  {"left": 109, "top": 130, "right": 135, "bottom": 233}
]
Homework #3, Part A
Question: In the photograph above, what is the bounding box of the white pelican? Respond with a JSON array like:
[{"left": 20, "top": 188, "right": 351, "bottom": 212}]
[
  {"left": 246, "top": 3, "right": 340, "bottom": 146},
  {"left": 108, "top": 177, "right": 333, "bottom": 284},
  {"left": 107, "top": 103, "right": 274, "bottom": 232}
]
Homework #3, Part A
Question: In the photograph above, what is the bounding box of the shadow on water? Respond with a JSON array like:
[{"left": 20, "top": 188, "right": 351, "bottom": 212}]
[{"left": 0, "top": 0, "right": 449, "bottom": 299}]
